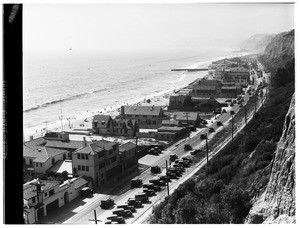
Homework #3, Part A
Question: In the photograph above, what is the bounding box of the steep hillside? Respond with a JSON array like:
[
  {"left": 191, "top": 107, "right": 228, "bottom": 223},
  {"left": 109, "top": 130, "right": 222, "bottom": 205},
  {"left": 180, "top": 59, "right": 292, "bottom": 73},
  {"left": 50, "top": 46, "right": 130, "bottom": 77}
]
[
  {"left": 239, "top": 34, "right": 275, "bottom": 52},
  {"left": 259, "top": 29, "right": 294, "bottom": 71},
  {"left": 246, "top": 94, "right": 295, "bottom": 224}
]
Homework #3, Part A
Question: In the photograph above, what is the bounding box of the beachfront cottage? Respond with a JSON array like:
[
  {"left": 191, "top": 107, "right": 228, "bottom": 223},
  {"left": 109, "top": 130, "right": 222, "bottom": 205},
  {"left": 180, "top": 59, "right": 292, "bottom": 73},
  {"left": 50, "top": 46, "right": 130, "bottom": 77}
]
[
  {"left": 23, "top": 132, "right": 84, "bottom": 176},
  {"left": 119, "top": 105, "right": 165, "bottom": 129},
  {"left": 92, "top": 115, "right": 114, "bottom": 135},
  {"left": 113, "top": 119, "right": 138, "bottom": 137},
  {"left": 222, "top": 67, "right": 250, "bottom": 87},
  {"left": 23, "top": 177, "right": 91, "bottom": 224},
  {"left": 191, "top": 79, "right": 222, "bottom": 98},
  {"left": 172, "top": 111, "right": 201, "bottom": 127}
]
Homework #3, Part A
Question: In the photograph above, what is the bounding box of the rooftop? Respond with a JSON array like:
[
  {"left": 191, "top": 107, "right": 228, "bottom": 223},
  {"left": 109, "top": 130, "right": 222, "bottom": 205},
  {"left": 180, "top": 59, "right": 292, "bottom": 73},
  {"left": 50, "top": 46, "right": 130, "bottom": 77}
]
[
  {"left": 23, "top": 180, "right": 60, "bottom": 200},
  {"left": 47, "top": 160, "right": 73, "bottom": 175},
  {"left": 119, "top": 141, "right": 136, "bottom": 152},
  {"left": 173, "top": 112, "right": 199, "bottom": 121},
  {"left": 73, "top": 140, "right": 117, "bottom": 155},
  {"left": 123, "top": 105, "right": 162, "bottom": 116}
]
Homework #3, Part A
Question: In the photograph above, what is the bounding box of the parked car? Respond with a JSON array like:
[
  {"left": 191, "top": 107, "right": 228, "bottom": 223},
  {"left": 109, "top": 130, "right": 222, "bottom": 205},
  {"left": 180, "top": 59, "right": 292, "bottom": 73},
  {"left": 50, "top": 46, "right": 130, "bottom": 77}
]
[
  {"left": 80, "top": 187, "right": 93, "bottom": 197},
  {"left": 184, "top": 144, "right": 192, "bottom": 151},
  {"left": 209, "top": 127, "right": 215, "bottom": 133},
  {"left": 225, "top": 99, "right": 231, "bottom": 102},
  {"left": 106, "top": 215, "right": 125, "bottom": 224},
  {"left": 148, "top": 148, "right": 159, "bottom": 155},
  {"left": 190, "top": 149, "right": 201, "bottom": 155},
  {"left": 200, "top": 134, "right": 207, "bottom": 139},
  {"left": 112, "top": 208, "right": 132, "bottom": 218},
  {"left": 216, "top": 121, "right": 223, "bottom": 126},
  {"left": 117, "top": 204, "right": 136, "bottom": 213},
  {"left": 230, "top": 110, "right": 235, "bottom": 115},
  {"left": 135, "top": 193, "right": 149, "bottom": 203},
  {"left": 131, "top": 178, "right": 142, "bottom": 188},
  {"left": 182, "top": 156, "right": 192, "bottom": 164},
  {"left": 170, "top": 154, "right": 178, "bottom": 161},
  {"left": 143, "top": 188, "right": 156, "bottom": 197},
  {"left": 101, "top": 198, "right": 115, "bottom": 209},
  {"left": 239, "top": 103, "right": 244, "bottom": 108},
  {"left": 127, "top": 198, "right": 143, "bottom": 208},
  {"left": 151, "top": 166, "right": 161, "bottom": 174}
]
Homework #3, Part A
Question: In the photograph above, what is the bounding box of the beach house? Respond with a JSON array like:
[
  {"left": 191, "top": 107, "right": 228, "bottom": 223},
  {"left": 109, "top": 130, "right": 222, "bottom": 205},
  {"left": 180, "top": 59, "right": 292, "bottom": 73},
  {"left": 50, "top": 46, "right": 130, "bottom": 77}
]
[
  {"left": 23, "top": 132, "right": 85, "bottom": 176},
  {"left": 92, "top": 115, "right": 114, "bottom": 135},
  {"left": 119, "top": 105, "right": 165, "bottom": 129},
  {"left": 222, "top": 67, "right": 250, "bottom": 87},
  {"left": 191, "top": 79, "right": 222, "bottom": 98}
]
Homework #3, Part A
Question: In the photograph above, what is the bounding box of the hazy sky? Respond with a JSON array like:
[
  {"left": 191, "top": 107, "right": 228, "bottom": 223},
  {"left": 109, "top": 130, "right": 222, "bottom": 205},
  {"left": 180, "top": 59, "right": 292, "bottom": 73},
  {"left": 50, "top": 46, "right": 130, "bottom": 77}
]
[{"left": 24, "top": 3, "right": 294, "bottom": 53}]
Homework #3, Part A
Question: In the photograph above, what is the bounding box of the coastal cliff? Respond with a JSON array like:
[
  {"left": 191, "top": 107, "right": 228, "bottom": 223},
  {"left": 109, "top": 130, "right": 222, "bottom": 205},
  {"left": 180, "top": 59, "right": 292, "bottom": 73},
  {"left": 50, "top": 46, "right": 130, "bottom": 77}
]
[
  {"left": 239, "top": 34, "right": 275, "bottom": 52},
  {"left": 246, "top": 94, "right": 295, "bottom": 224},
  {"left": 259, "top": 29, "right": 294, "bottom": 71}
]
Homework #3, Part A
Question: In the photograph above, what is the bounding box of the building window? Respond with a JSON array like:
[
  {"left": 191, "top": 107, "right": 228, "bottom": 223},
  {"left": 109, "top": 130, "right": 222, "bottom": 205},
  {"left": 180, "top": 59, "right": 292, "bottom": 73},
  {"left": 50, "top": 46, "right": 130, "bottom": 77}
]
[
  {"left": 49, "top": 189, "right": 54, "bottom": 196},
  {"left": 86, "top": 166, "right": 89, "bottom": 171},
  {"left": 81, "top": 154, "right": 85, "bottom": 159},
  {"left": 78, "top": 165, "right": 81, "bottom": 171},
  {"left": 63, "top": 154, "right": 66, "bottom": 160},
  {"left": 85, "top": 154, "right": 88, "bottom": 160},
  {"left": 29, "top": 159, "right": 33, "bottom": 165},
  {"left": 36, "top": 163, "right": 38, "bottom": 167},
  {"left": 82, "top": 166, "right": 85, "bottom": 171},
  {"left": 44, "top": 192, "right": 48, "bottom": 197},
  {"left": 40, "top": 163, "right": 42, "bottom": 167},
  {"left": 32, "top": 197, "right": 35, "bottom": 204},
  {"left": 77, "top": 154, "right": 80, "bottom": 159}
]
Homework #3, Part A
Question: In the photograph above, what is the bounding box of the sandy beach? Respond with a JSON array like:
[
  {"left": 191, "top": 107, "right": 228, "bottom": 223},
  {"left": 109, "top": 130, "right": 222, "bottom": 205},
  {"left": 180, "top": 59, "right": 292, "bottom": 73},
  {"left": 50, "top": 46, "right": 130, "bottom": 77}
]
[{"left": 23, "top": 52, "right": 250, "bottom": 142}]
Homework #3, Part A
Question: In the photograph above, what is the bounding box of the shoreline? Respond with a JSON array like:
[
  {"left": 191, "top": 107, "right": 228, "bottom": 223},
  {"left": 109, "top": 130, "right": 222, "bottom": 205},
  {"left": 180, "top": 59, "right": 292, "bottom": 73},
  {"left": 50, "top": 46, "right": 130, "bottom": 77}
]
[{"left": 23, "top": 51, "right": 250, "bottom": 141}]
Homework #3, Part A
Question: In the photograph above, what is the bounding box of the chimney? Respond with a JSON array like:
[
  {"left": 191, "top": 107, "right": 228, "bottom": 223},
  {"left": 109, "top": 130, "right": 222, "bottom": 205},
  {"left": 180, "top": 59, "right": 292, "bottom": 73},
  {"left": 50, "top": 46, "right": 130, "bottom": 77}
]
[
  {"left": 83, "top": 137, "right": 87, "bottom": 147},
  {"left": 121, "top": 106, "right": 125, "bottom": 115},
  {"left": 30, "top": 136, "right": 34, "bottom": 141}
]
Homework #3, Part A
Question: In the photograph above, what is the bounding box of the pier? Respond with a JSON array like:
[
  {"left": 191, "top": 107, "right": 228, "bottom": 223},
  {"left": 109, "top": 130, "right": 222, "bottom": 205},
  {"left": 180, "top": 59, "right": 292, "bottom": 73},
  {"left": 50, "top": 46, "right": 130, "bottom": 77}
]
[{"left": 171, "top": 68, "right": 209, "bottom": 72}]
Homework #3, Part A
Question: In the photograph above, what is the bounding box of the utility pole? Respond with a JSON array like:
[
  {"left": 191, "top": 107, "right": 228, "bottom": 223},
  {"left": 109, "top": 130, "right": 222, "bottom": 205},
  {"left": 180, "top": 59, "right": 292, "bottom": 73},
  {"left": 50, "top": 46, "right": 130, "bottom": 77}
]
[
  {"left": 183, "top": 112, "right": 190, "bottom": 138},
  {"left": 205, "top": 133, "right": 209, "bottom": 175},
  {"left": 135, "top": 136, "right": 139, "bottom": 173},
  {"left": 165, "top": 160, "right": 170, "bottom": 197},
  {"left": 94, "top": 210, "right": 97, "bottom": 224},
  {"left": 60, "top": 97, "right": 64, "bottom": 132},
  {"left": 231, "top": 113, "right": 234, "bottom": 147}
]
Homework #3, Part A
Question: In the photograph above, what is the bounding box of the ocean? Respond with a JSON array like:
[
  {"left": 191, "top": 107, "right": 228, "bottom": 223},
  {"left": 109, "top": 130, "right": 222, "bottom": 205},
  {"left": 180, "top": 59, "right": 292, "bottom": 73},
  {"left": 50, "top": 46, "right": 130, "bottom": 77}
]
[{"left": 23, "top": 48, "right": 241, "bottom": 137}]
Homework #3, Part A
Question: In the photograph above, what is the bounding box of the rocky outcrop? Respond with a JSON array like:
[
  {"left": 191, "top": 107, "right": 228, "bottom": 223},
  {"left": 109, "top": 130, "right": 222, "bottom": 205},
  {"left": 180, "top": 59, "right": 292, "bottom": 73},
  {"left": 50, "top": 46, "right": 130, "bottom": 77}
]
[
  {"left": 246, "top": 94, "right": 295, "bottom": 224},
  {"left": 239, "top": 34, "right": 275, "bottom": 52}
]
